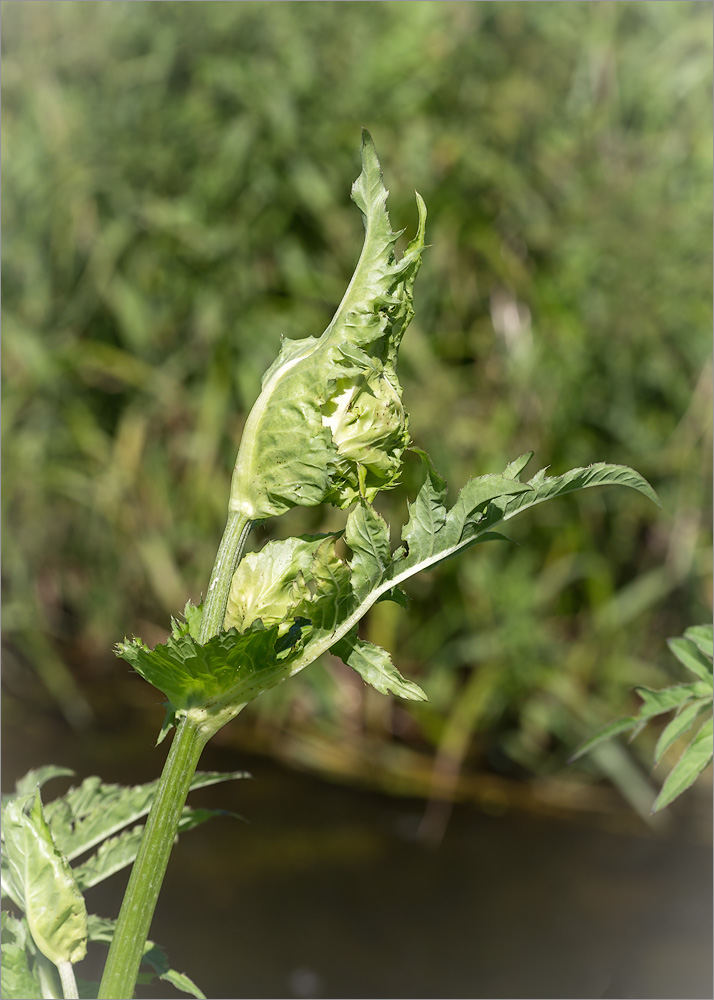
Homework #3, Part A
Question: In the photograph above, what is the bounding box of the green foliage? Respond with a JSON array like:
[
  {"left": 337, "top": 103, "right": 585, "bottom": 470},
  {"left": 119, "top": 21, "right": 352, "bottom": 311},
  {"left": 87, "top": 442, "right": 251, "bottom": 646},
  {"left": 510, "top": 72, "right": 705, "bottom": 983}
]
[
  {"left": 1, "top": 768, "right": 246, "bottom": 998},
  {"left": 571, "top": 626, "right": 713, "bottom": 811},
  {"left": 0, "top": 913, "right": 42, "bottom": 1000},
  {"left": 1, "top": 790, "right": 87, "bottom": 967},
  {"left": 230, "top": 130, "right": 426, "bottom": 518},
  {"left": 118, "top": 445, "right": 657, "bottom": 740},
  {"left": 2, "top": 2, "right": 710, "bottom": 800}
]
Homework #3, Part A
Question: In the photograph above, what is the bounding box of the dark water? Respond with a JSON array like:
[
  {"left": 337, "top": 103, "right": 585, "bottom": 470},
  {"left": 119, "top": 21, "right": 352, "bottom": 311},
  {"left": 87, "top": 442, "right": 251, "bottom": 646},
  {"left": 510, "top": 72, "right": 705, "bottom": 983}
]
[{"left": 3, "top": 709, "right": 712, "bottom": 1000}]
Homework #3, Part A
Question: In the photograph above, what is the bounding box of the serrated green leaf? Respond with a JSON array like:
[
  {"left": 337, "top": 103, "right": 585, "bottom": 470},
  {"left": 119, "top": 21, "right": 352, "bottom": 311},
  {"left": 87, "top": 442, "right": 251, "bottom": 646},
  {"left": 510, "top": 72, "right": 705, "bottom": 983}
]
[
  {"left": 568, "top": 716, "right": 639, "bottom": 762},
  {"left": 683, "top": 625, "right": 713, "bottom": 660},
  {"left": 228, "top": 129, "right": 426, "bottom": 520},
  {"left": 2, "top": 791, "right": 87, "bottom": 966},
  {"left": 633, "top": 683, "right": 708, "bottom": 719},
  {"left": 142, "top": 941, "right": 207, "bottom": 999},
  {"left": 72, "top": 805, "right": 240, "bottom": 891},
  {"left": 652, "top": 717, "right": 713, "bottom": 812},
  {"left": 654, "top": 699, "right": 713, "bottom": 765},
  {"left": 118, "top": 453, "right": 659, "bottom": 732},
  {"left": 332, "top": 630, "right": 427, "bottom": 702},
  {"left": 157, "top": 967, "right": 207, "bottom": 1000},
  {"left": 667, "top": 636, "right": 713, "bottom": 683},
  {"left": 0, "top": 914, "right": 42, "bottom": 1000},
  {"left": 487, "top": 462, "right": 661, "bottom": 523},
  {"left": 395, "top": 453, "right": 531, "bottom": 574},
  {"left": 398, "top": 449, "right": 448, "bottom": 562},
  {"left": 345, "top": 503, "right": 392, "bottom": 600},
  {"left": 503, "top": 452, "right": 534, "bottom": 480},
  {"left": 0, "top": 943, "right": 42, "bottom": 1000},
  {"left": 10, "top": 767, "right": 75, "bottom": 800},
  {"left": 171, "top": 601, "right": 203, "bottom": 641},
  {"left": 118, "top": 625, "right": 283, "bottom": 712}
]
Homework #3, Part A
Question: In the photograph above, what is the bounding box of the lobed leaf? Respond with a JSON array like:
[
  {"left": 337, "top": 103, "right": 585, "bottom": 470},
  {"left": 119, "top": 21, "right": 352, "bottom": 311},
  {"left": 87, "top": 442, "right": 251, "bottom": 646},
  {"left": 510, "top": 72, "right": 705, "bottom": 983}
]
[
  {"left": 332, "top": 630, "right": 427, "bottom": 702},
  {"left": 652, "top": 717, "right": 713, "bottom": 812},
  {"left": 485, "top": 462, "right": 661, "bottom": 526},
  {"left": 72, "top": 806, "right": 240, "bottom": 892},
  {"left": 118, "top": 452, "right": 660, "bottom": 733},
  {"left": 2, "top": 791, "right": 87, "bottom": 966},
  {"left": 0, "top": 913, "right": 42, "bottom": 1000},
  {"left": 654, "top": 699, "right": 713, "bottom": 766},
  {"left": 42, "top": 770, "right": 248, "bottom": 863},
  {"left": 9, "top": 767, "right": 75, "bottom": 800},
  {"left": 683, "top": 624, "right": 714, "bottom": 660},
  {"left": 667, "top": 635, "right": 713, "bottom": 682}
]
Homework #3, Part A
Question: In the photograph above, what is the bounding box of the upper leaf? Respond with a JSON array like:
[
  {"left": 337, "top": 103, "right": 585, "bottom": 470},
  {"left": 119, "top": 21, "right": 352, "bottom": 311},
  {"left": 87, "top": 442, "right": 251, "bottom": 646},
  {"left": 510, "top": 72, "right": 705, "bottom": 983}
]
[
  {"left": 117, "top": 452, "right": 658, "bottom": 739},
  {"left": 683, "top": 624, "right": 714, "bottom": 660},
  {"left": 42, "top": 770, "right": 247, "bottom": 863},
  {"left": 228, "top": 129, "right": 426, "bottom": 520},
  {"left": 667, "top": 634, "right": 713, "bottom": 682}
]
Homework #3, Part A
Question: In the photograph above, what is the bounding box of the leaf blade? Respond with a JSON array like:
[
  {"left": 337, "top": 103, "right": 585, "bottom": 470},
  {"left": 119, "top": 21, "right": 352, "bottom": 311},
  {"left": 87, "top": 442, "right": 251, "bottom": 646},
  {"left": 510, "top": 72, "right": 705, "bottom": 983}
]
[
  {"left": 332, "top": 631, "right": 427, "bottom": 702},
  {"left": 652, "top": 717, "right": 713, "bottom": 812},
  {"left": 2, "top": 791, "right": 88, "bottom": 966}
]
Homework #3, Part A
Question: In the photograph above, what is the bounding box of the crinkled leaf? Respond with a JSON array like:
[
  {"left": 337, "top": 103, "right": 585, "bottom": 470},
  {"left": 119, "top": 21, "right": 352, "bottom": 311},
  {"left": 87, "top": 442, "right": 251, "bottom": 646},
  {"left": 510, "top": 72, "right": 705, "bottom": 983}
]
[
  {"left": 653, "top": 717, "right": 714, "bottom": 812},
  {"left": 9, "top": 767, "right": 75, "bottom": 801},
  {"left": 396, "top": 451, "right": 531, "bottom": 570},
  {"left": 225, "top": 534, "right": 350, "bottom": 632},
  {"left": 667, "top": 635, "right": 713, "bottom": 683},
  {"left": 2, "top": 791, "right": 87, "bottom": 966},
  {"left": 683, "top": 624, "right": 714, "bottom": 660},
  {"left": 654, "top": 699, "right": 713, "bottom": 766},
  {"left": 120, "top": 454, "right": 659, "bottom": 734},
  {"left": 42, "top": 770, "right": 247, "bottom": 863},
  {"left": 0, "top": 913, "right": 42, "bottom": 1000},
  {"left": 332, "top": 630, "right": 426, "bottom": 702},
  {"left": 118, "top": 624, "right": 285, "bottom": 712},
  {"left": 345, "top": 502, "right": 392, "bottom": 601},
  {"left": 0, "top": 943, "right": 42, "bottom": 1000},
  {"left": 72, "top": 805, "right": 241, "bottom": 892},
  {"left": 229, "top": 129, "right": 426, "bottom": 520}
]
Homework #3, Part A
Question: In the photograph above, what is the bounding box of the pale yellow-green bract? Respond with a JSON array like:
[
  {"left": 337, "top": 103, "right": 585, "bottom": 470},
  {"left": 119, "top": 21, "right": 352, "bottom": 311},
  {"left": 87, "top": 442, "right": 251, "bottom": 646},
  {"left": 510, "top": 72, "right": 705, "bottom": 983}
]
[{"left": 228, "top": 129, "right": 426, "bottom": 520}]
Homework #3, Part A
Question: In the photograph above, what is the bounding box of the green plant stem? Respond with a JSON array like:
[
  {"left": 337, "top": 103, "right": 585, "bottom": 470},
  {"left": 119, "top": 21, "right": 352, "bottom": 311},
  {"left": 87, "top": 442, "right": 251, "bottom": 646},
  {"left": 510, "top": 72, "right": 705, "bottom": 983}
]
[
  {"left": 97, "top": 715, "right": 208, "bottom": 1000},
  {"left": 57, "top": 961, "right": 78, "bottom": 1000},
  {"left": 198, "top": 512, "right": 252, "bottom": 644}
]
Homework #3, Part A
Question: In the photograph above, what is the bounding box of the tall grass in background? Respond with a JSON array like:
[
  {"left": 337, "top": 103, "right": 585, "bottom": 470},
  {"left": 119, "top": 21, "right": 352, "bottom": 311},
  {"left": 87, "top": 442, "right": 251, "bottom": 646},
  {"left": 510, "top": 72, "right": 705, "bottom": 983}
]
[{"left": 2, "top": 1, "right": 711, "bottom": 812}]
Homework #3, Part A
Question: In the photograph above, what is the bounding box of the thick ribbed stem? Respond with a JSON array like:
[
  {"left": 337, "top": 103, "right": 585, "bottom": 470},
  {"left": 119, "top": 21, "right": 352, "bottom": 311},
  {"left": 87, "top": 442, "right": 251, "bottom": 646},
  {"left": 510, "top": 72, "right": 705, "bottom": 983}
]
[
  {"left": 97, "top": 715, "right": 208, "bottom": 999},
  {"left": 198, "top": 512, "right": 252, "bottom": 644}
]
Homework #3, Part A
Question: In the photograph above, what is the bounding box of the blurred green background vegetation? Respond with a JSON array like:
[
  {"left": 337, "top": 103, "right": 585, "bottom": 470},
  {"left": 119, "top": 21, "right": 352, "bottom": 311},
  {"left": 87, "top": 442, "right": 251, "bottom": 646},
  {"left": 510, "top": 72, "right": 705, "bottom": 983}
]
[{"left": 2, "top": 1, "right": 711, "bottom": 821}]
